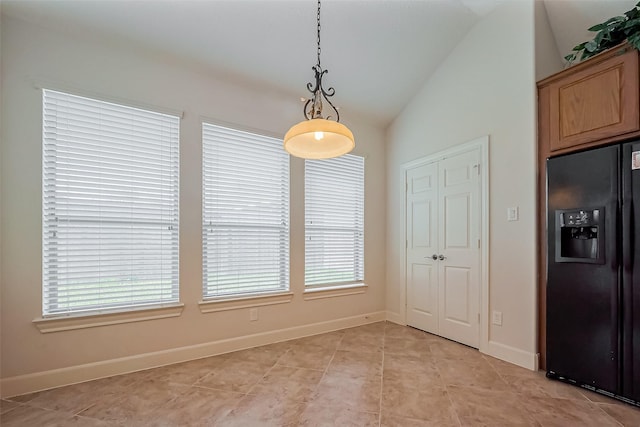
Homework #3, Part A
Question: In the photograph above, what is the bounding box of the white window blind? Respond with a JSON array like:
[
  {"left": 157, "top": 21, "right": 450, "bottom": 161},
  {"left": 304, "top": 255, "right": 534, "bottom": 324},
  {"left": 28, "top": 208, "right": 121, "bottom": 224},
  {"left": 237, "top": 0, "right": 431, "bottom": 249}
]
[
  {"left": 202, "top": 123, "right": 289, "bottom": 298},
  {"left": 42, "top": 89, "right": 180, "bottom": 316},
  {"left": 305, "top": 154, "right": 364, "bottom": 287}
]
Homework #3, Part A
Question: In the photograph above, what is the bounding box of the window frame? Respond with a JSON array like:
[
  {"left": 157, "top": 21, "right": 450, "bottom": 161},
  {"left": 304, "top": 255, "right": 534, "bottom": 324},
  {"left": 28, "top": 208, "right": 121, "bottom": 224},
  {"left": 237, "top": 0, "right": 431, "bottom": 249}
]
[
  {"left": 41, "top": 89, "right": 181, "bottom": 318},
  {"left": 201, "top": 122, "right": 290, "bottom": 301},
  {"left": 304, "top": 154, "right": 365, "bottom": 290}
]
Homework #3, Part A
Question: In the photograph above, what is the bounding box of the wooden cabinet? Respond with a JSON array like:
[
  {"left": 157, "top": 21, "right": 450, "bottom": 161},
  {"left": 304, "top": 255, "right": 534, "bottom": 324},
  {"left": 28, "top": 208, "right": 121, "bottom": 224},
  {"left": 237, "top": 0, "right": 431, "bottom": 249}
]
[
  {"left": 537, "top": 44, "right": 640, "bottom": 370},
  {"left": 538, "top": 44, "right": 639, "bottom": 154}
]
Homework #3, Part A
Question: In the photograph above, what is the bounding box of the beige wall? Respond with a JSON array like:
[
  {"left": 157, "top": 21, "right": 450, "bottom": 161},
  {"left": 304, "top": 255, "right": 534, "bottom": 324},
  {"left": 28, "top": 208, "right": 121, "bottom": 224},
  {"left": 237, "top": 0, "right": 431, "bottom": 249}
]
[
  {"left": 385, "top": 1, "right": 538, "bottom": 368},
  {"left": 0, "top": 16, "right": 386, "bottom": 395},
  {"left": 535, "top": 0, "right": 563, "bottom": 81},
  {"left": 0, "top": 1, "right": 3, "bottom": 386}
]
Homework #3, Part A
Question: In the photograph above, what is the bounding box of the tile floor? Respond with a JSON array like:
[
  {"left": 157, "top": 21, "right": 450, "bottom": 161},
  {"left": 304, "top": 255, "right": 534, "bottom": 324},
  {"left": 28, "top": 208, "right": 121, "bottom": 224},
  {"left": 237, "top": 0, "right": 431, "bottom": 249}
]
[{"left": 2, "top": 321, "right": 640, "bottom": 426}]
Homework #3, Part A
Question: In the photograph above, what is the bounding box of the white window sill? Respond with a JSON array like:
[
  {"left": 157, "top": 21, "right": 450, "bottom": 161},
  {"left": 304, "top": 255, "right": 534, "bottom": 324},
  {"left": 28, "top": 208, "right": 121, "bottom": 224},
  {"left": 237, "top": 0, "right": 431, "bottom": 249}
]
[
  {"left": 303, "top": 283, "right": 368, "bottom": 300},
  {"left": 199, "top": 292, "right": 294, "bottom": 313},
  {"left": 33, "top": 303, "right": 185, "bottom": 333}
]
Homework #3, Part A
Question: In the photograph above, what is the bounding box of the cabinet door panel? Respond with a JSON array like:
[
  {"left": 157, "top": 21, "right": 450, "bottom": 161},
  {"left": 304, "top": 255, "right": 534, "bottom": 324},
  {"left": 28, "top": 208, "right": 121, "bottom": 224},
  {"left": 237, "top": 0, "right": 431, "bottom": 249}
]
[{"left": 548, "top": 47, "right": 639, "bottom": 152}]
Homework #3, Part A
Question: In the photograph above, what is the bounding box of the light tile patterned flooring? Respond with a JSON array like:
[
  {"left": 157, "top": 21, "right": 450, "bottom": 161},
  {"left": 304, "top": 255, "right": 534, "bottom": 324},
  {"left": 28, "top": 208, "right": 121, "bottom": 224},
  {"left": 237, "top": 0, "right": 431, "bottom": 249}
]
[{"left": 2, "top": 321, "right": 640, "bottom": 426}]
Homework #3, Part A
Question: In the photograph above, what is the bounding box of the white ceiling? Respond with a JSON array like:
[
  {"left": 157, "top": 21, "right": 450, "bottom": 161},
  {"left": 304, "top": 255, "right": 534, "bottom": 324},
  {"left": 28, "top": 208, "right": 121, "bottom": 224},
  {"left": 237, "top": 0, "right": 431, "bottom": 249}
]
[{"left": 2, "top": 0, "right": 637, "bottom": 125}]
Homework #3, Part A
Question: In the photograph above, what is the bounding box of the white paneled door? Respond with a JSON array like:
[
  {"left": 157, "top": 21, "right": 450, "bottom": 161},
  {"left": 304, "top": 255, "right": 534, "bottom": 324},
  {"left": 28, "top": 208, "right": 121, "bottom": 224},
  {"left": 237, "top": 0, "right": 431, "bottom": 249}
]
[
  {"left": 406, "top": 162, "right": 439, "bottom": 333},
  {"left": 405, "top": 148, "right": 481, "bottom": 348}
]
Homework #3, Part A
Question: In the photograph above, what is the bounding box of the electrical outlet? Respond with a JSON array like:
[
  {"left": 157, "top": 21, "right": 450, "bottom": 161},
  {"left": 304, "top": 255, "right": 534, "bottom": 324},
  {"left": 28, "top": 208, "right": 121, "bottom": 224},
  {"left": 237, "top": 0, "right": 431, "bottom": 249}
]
[
  {"left": 507, "top": 207, "right": 519, "bottom": 222},
  {"left": 492, "top": 310, "right": 503, "bottom": 326},
  {"left": 249, "top": 308, "right": 258, "bottom": 322}
]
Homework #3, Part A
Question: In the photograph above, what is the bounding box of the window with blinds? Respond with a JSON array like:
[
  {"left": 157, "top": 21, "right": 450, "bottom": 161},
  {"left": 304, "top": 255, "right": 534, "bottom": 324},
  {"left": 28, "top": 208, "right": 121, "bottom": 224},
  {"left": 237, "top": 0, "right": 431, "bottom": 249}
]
[
  {"left": 202, "top": 123, "right": 289, "bottom": 298},
  {"left": 305, "top": 154, "right": 364, "bottom": 287},
  {"left": 42, "top": 89, "right": 180, "bottom": 316}
]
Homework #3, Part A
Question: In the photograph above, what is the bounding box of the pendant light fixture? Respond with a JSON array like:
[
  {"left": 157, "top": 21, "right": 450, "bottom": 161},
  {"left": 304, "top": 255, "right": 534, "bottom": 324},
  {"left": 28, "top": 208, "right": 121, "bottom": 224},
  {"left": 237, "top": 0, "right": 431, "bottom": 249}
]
[{"left": 283, "top": 0, "right": 355, "bottom": 159}]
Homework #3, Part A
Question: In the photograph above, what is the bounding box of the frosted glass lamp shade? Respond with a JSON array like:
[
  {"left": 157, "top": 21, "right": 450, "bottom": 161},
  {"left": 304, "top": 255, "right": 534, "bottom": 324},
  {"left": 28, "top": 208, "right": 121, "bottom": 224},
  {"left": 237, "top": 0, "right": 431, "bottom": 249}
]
[{"left": 284, "top": 118, "right": 355, "bottom": 159}]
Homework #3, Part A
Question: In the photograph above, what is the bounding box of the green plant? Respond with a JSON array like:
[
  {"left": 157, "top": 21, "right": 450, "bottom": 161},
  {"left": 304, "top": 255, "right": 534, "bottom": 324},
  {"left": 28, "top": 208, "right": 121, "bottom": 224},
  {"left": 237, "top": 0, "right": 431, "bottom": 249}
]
[{"left": 565, "top": 1, "right": 640, "bottom": 64}]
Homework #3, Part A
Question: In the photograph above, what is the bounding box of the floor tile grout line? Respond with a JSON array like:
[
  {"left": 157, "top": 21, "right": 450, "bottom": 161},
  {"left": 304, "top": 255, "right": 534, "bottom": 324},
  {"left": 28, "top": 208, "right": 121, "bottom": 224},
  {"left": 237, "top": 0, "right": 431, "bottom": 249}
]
[
  {"left": 0, "top": 404, "right": 21, "bottom": 418},
  {"left": 592, "top": 402, "right": 626, "bottom": 427},
  {"left": 481, "top": 352, "right": 514, "bottom": 390},
  {"left": 431, "top": 345, "right": 464, "bottom": 427},
  {"left": 242, "top": 356, "right": 283, "bottom": 397},
  {"left": 147, "top": 380, "right": 202, "bottom": 421},
  {"left": 20, "top": 395, "right": 92, "bottom": 415},
  {"left": 287, "top": 335, "right": 344, "bottom": 417},
  {"left": 195, "top": 351, "right": 284, "bottom": 425},
  {"left": 273, "top": 362, "right": 327, "bottom": 372},
  {"left": 72, "top": 402, "right": 97, "bottom": 418},
  {"left": 191, "top": 355, "right": 235, "bottom": 389},
  {"left": 378, "top": 325, "right": 388, "bottom": 427}
]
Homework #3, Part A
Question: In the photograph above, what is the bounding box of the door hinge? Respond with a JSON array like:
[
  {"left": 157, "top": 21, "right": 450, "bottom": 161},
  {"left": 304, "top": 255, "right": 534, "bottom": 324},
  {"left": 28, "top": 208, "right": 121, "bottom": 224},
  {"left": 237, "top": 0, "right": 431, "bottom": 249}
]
[
  {"left": 405, "top": 239, "right": 408, "bottom": 248},
  {"left": 474, "top": 164, "right": 480, "bottom": 175},
  {"left": 478, "top": 313, "right": 480, "bottom": 323},
  {"left": 478, "top": 239, "right": 480, "bottom": 249}
]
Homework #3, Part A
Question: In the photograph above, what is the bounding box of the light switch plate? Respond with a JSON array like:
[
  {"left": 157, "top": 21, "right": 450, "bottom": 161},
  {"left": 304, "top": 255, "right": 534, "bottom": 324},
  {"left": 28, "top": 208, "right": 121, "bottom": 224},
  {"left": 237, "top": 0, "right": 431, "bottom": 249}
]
[
  {"left": 249, "top": 308, "right": 258, "bottom": 321},
  {"left": 492, "top": 310, "right": 503, "bottom": 326},
  {"left": 507, "top": 207, "right": 519, "bottom": 222}
]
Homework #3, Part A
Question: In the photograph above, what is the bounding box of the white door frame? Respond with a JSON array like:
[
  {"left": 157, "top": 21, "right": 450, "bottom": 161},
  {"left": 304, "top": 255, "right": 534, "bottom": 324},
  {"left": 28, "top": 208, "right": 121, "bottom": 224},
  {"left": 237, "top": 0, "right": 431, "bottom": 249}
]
[{"left": 400, "top": 136, "right": 489, "bottom": 353}]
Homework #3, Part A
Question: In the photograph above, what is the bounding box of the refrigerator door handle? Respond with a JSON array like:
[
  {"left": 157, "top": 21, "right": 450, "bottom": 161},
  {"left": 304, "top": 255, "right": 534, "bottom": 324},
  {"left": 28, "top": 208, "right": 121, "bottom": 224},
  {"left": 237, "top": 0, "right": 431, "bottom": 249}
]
[
  {"left": 606, "top": 200, "right": 620, "bottom": 369},
  {"left": 622, "top": 199, "right": 634, "bottom": 270}
]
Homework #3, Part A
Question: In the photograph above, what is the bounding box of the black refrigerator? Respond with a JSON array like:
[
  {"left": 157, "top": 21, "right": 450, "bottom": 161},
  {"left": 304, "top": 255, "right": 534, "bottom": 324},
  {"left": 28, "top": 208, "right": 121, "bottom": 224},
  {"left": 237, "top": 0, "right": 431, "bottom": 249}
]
[{"left": 547, "top": 141, "right": 640, "bottom": 405}]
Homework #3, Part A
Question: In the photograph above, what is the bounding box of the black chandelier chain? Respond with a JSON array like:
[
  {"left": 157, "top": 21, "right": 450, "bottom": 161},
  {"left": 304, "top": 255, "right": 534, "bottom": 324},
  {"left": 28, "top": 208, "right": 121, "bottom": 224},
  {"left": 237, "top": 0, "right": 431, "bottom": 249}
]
[
  {"left": 316, "top": 0, "right": 321, "bottom": 68},
  {"left": 303, "top": 0, "right": 340, "bottom": 122}
]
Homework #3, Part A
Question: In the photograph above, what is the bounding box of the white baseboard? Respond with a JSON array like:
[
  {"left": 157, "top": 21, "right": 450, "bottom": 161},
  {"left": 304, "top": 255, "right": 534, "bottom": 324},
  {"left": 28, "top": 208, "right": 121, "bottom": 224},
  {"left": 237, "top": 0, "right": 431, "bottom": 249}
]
[
  {"left": 385, "top": 311, "right": 404, "bottom": 325},
  {"left": 484, "top": 340, "right": 538, "bottom": 371},
  {"left": 1, "top": 311, "right": 386, "bottom": 398},
  {"left": 383, "top": 312, "right": 537, "bottom": 372}
]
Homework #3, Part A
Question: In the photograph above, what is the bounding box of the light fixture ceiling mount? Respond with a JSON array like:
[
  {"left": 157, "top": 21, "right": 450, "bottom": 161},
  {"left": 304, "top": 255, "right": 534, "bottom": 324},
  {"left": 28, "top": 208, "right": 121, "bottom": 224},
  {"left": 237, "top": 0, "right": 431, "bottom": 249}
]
[{"left": 283, "top": 0, "right": 355, "bottom": 159}]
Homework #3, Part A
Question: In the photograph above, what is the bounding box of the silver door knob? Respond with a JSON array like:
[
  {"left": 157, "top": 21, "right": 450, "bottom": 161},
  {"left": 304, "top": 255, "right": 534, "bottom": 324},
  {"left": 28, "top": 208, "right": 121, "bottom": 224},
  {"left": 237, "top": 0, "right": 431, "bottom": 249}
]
[{"left": 438, "top": 254, "right": 446, "bottom": 260}]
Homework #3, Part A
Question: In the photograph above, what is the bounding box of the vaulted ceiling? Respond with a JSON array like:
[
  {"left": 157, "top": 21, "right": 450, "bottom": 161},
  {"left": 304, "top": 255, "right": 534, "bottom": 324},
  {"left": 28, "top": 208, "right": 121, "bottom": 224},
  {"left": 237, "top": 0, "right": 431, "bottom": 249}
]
[{"left": 3, "top": 0, "right": 637, "bottom": 125}]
